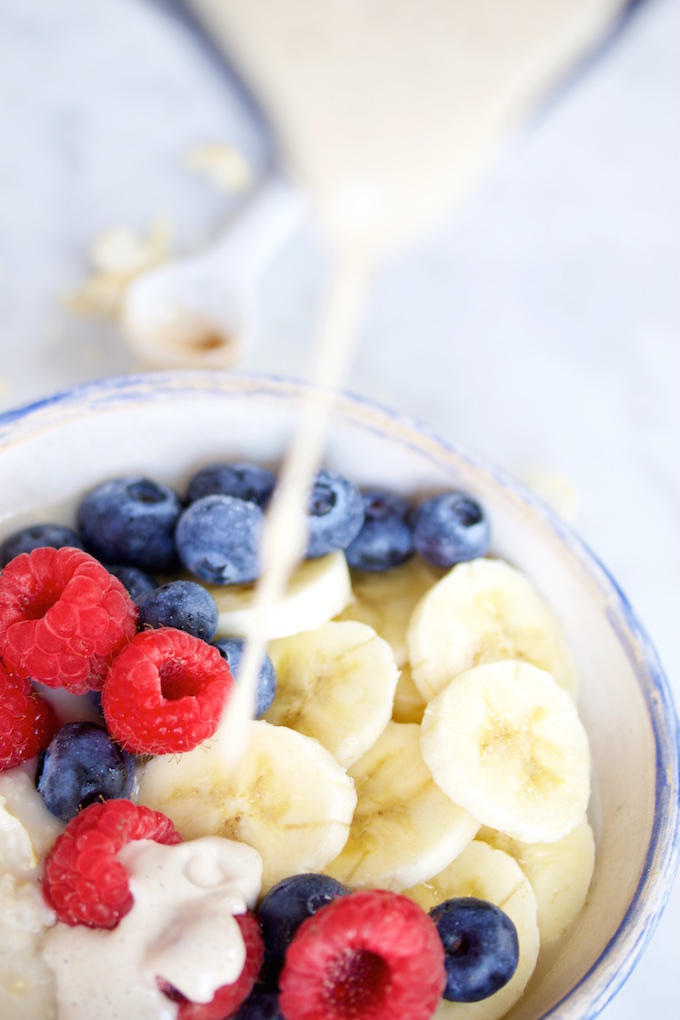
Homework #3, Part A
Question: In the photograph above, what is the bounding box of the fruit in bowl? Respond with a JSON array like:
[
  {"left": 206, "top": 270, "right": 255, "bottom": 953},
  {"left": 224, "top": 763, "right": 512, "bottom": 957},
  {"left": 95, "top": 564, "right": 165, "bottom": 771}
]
[{"left": 0, "top": 371, "right": 677, "bottom": 1020}]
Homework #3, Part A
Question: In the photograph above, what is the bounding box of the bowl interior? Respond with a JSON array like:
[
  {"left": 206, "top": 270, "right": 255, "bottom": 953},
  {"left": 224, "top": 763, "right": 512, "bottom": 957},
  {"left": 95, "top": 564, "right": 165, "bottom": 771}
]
[{"left": 0, "top": 372, "right": 677, "bottom": 1019}]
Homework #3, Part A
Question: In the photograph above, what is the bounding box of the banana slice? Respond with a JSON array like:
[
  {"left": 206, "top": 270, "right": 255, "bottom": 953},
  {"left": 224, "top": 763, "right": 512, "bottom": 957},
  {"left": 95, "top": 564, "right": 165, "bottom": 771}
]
[
  {"left": 392, "top": 662, "right": 427, "bottom": 725},
  {"left": 408, "top": 558, "right": 578, "bottom": 702},
  {"left": 420, "top": 661, "right": 591, "bottom": 843},
  {"left": 405, "top": 840, "right": 540, "bottom": 1020},
  {"left": 136, "top": 720, "right": 357, "bottom": 894},
  {"left": 478, "top": 817, "right": 595, "bottom": 944},
  {"left": 324, "top": 721, "right": 478, "bottom": 891},
  {"left": 203, "top": 551, "right": 352, "bottom": 641},
  {"left": 266, "top": 621, "right": 398, "bottom": 768},
  {"left": 336, "top": 558, "right": 440, "bottom": 667}
]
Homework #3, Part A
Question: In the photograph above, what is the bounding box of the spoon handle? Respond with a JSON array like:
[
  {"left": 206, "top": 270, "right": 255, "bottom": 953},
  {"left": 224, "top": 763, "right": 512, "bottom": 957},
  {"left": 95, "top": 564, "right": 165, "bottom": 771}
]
[{"left": 211, "top": 176, "right": 306, "bottom": 282}]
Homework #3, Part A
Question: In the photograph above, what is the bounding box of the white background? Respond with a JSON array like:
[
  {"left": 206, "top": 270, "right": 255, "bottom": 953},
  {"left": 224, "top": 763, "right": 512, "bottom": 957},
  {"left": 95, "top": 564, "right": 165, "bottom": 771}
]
[{"left": 0, "top": 1, "right": 678, "bottom": 1016}]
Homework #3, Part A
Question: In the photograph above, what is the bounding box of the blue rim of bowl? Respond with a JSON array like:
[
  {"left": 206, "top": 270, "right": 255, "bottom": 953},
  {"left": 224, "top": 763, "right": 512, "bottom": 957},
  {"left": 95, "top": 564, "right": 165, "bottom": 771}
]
[{"left": 1, "top": 370, "right": 678, "bottom": 1018}]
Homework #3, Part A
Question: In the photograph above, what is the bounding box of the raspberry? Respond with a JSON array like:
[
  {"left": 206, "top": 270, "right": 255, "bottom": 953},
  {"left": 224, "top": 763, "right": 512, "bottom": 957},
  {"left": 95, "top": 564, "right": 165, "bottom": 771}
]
[
  {"left": 279, "top": 889, "right": 446, "bottom": 1020},
  {"left": 102, "top": 628, "right": 234, "bottom": 755},
  {"left": 0, "top": 547, "right": 137, "bottom": 694},
  {"left": 43, "top": 799, "right": 182, "bottom": 928},
  {"left": 158, "top": 911, "right": 265, "bottom": 1020},
  {"left": 0, "top": 662, "right": 56, "bottom": 770}
]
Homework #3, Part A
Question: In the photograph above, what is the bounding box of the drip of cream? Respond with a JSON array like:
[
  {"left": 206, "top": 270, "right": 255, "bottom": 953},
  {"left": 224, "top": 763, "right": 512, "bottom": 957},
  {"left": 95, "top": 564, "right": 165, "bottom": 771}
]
[
  {"left": 43, "top": 837, "right": 262, "bottom": 1020},
  {"left": 217, "top": 256, "right": 370, "bottom": 762},
  {"left": 190, "top": 0, "right": 627, "bottom": 762}
]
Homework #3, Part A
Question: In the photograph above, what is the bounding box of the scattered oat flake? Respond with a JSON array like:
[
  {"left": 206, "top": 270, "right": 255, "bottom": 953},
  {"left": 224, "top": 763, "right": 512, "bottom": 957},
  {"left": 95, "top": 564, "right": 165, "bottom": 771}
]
[
  {"left": 61, "top": 274, "right": 127, "bottom": 319},
  {"left": 522, "top": 466, "right": 580, "bottom": 521},
  {"left": 185, "top": 143, "right": 253, "bottom": 192},
  {"left": 90, "top": 220, "right": 171, "bottom": 276},
  {"left": 62, "top": 219, "right": 173, "bottom": 320}
]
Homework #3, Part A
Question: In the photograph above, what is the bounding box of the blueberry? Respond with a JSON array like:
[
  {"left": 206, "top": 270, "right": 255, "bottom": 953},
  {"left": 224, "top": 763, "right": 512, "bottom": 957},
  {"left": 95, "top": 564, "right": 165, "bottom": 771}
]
[
  {"left": 234, "top": 989, "right": 283, "bottom": 1020},
  {"left": 0, "top": 524, "right": 84, "bottom": 566},
  {"left": 412, "top": 491, "right": 490, "bottom": 568},
  {"left": 305, "top": 469, "right": 365, "bottom": 559},
  {"left": 212, "top": 638, "right": 277, "bottom": 717},
  {"left": 106, "top": 564, "right": 158, "bottom": 601},
  {"left": 35, "top": 722, "right": 135, "bottom": 823},
  {"left": 175, "top": 494, "right": 263, "bottom": 585},
  {"left": 430, "top": 897, "right": 519, "bottom": 1002},
  {"left": 77, "top": 477, "right": 183, "bottom": 573},
  {"left": 186, "top": 462, "right": 276, "bottom": 508},
  {"left": 137, "top": 580, "right": 219, "bottom": 642},
  {"left": 258, "top": 873, "right": 350, "bottom": 971},
  {"left": 345, "top": 490, "right": 415, "bottom": 572}
]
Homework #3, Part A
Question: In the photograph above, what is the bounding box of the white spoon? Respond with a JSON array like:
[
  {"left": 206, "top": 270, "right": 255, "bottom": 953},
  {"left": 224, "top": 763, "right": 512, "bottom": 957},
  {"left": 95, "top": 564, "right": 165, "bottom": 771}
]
[{"left": 121, "top": 176, "right": 305, "bottom": 368}]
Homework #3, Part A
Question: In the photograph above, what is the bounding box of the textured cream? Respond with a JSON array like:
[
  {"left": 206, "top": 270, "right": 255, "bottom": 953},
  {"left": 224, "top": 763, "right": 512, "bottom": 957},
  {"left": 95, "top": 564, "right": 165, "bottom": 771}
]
[{"left": 43, "top": 837, "right": 262, "bottom": 1020}]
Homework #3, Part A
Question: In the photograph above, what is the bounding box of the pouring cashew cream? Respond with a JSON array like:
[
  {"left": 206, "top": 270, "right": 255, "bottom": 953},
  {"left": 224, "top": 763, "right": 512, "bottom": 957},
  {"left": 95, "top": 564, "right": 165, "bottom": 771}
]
[
  {"left": 186, "top": 0, "right": 628, "bottom": 755},
  {"left": 42, "top": 837, "right": 262, "bottom": 1020}
]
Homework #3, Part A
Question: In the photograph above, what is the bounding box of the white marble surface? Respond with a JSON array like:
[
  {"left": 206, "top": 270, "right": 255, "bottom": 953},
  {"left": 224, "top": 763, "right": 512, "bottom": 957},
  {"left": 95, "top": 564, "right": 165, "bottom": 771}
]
[{"left": 0, "top": 0, "right": 678, "bottom": 1016}]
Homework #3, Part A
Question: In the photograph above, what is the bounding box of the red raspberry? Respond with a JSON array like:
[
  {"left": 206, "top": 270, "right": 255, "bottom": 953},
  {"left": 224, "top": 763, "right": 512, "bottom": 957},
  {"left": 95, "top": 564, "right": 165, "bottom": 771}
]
[
  {"left": 0, "top": 662, "right": 56, "bottom": 770},
  {"left": 0, "top": 547, "right": 137, "bottom": 694},
  {"left": 43, "top": 799, "right": 182, "bottom": 928},
  {"left": 158, "top": 911, "right": 265, "bottom": 1020},
  {"left": 102, "top": 628, "right": 234, "bottom": 756},
  {"left": 279, "top": 889, "right": 446, "bottom": 1020}
]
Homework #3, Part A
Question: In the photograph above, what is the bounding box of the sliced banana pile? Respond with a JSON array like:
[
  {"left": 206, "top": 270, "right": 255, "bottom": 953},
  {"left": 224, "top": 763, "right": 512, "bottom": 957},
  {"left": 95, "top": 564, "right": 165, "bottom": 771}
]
[{"left": 147, "top": 551, "right": 594, "bottom": 1018}]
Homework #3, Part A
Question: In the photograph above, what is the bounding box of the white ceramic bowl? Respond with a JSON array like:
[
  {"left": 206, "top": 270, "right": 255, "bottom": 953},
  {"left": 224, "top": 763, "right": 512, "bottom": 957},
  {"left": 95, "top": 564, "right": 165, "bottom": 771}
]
[{"left": 0, "top": 371, "right": 677, "bottom": 1019}]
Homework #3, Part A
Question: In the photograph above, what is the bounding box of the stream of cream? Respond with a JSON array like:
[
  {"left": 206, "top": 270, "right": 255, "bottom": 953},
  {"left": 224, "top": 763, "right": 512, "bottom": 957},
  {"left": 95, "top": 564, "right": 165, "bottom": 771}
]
[{"left": 187, "top": 0, "right": 628, "bottom": 761}]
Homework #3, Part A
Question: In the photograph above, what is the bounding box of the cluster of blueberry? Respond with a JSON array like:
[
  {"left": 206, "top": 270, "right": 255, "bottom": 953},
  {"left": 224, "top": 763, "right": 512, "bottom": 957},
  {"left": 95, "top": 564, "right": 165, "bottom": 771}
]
[{"left": 1, "top": 462, "right": 491, "bottom": 583}]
